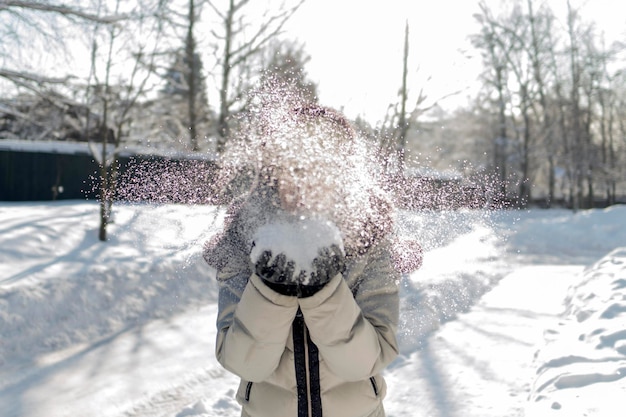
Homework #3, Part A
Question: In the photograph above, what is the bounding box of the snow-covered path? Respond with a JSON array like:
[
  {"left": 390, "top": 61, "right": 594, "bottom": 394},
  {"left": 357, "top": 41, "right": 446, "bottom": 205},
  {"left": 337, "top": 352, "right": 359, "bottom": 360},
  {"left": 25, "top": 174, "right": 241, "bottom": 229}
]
[{"left": 386, "top": 265, "right": 582, "bottom": 417}]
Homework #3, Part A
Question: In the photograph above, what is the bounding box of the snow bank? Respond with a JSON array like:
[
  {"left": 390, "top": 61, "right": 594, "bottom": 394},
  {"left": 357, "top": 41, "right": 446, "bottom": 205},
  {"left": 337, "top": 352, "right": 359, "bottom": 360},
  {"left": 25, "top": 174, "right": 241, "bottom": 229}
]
[
  {"left": 528, "top": 247, "right": 626, "bottom": 416},
  {"left": 494, "top": 205, "right": 626, "bottom": 264}
]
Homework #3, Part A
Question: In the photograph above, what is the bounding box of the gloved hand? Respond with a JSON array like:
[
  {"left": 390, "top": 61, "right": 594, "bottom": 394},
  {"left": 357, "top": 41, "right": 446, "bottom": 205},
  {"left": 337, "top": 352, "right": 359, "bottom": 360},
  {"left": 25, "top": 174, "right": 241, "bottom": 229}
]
[
  {"left": 253, "top": 244, "right": 345, "bottom": 298},
  {"left": 250, "top": 217, "right": 346, "bottom": 297},
  {"left": 254, "top": 250, "right": 297, "bottom": 285},
  {"left": 308, "top": 244, "right": 345, "bottom": 286}
]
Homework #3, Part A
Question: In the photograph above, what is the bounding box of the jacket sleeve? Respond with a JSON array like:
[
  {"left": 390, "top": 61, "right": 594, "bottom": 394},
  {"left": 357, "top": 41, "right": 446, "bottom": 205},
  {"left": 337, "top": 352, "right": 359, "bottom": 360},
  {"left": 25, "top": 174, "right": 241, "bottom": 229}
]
[
  {"left": 298, "top": 240, "right": 400, "bottom": 381},
  {"left": 215, "top": 263, "right": 299, "bottom": 382}
]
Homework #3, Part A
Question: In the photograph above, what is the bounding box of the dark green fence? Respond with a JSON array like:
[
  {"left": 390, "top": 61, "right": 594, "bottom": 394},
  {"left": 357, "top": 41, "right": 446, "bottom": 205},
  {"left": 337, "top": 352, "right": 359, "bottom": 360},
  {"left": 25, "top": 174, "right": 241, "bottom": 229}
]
[
  {"left": 0, "top": 150, "right": 100, "bottom": 201},
  {"left": 1, "top": 147, "right": 219, "bottom": 202}
]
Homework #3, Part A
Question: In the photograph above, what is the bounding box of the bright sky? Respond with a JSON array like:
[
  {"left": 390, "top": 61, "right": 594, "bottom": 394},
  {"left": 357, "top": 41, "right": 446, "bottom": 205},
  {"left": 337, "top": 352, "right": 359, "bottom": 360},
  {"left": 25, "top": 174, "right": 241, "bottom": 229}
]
[
  {"left": 282, "top": 0, "right": 483, "bottom": 124},
  {"left": 282, "top": 0, "right": 626, "bottom": 125}
]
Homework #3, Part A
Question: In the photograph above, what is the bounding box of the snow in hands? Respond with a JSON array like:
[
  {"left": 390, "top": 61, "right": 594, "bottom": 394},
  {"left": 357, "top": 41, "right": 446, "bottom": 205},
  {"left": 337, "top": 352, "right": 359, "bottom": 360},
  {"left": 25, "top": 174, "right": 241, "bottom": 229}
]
[{"left": 250, "top": 215, "right": 344, "bottom": 285}]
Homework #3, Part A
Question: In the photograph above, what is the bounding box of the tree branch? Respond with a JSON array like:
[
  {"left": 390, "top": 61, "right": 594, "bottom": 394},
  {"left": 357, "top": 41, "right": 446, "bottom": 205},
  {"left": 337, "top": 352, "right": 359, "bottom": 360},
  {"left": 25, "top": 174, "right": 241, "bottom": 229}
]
[
  {"left": 0, "top": 67, "right": 73, "bottom": 84},
  {"left": 1, "top": 0, "right": 126, "bottom": 23},
  {"left": 229, "top": 1, "right": 303, "bottom": 67}
]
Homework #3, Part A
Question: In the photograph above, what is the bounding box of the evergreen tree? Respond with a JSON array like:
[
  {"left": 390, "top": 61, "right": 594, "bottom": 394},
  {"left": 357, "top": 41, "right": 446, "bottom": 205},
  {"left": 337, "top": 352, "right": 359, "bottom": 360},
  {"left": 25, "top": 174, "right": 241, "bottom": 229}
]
[
  {"left": 157, "top": 47, "right": 213, "bottom": 151},
  {"left": 259, "top": 39, "right": 318, "bottom": 103}
]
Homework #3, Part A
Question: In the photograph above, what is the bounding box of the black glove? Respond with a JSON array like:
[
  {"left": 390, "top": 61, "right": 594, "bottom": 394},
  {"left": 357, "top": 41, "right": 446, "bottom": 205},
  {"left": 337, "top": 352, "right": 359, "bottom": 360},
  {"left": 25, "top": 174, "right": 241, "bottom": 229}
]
[
  {"left": 309, "top": 244, "right": 345, "bottom": 286},
  {"left": 254, "top": 249, "right": 303, "bottom": 297},
  {"left": 254, "top": 250, "right": 296, "bottom": 284},
  {"left": 253, "top": 245, "right": 345, "bottom": 298}
]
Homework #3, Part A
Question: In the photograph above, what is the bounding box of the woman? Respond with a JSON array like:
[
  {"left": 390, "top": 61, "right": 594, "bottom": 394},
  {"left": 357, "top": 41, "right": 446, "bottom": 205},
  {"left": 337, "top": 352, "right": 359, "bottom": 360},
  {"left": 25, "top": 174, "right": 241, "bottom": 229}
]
[{"left": 205, "top": 102, "right": 412, "bottom": 417}]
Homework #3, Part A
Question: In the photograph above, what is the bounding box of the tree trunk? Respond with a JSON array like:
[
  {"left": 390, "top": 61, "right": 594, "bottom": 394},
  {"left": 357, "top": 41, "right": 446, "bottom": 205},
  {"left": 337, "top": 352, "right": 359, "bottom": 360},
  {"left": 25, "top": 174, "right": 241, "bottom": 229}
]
[
  {"left": 518, "top": 82, "right": 532, "bottom": 207},
  {"left": 527, "top": 0, "right": 555, "bottom": 207},
  {"left": 98, "top": 123, "right": 109, "bottom": 242},
  {"left": 567, "top": 0, "right": 582, "bottom": 212},
  {"left": 216, "top": 0, "right": 234, "bottom": 153},
  {"left": 495, "top": 64, "right": 508, "bottom": 200},
  {"left": 396, "top": 20, "right": 409, "bottom": 172},
  {"left": 545, "top": 149, "right": 555, "bottom": 206},
  {"left": 186, "top": 0, "right": 199, "bottom": 151}
]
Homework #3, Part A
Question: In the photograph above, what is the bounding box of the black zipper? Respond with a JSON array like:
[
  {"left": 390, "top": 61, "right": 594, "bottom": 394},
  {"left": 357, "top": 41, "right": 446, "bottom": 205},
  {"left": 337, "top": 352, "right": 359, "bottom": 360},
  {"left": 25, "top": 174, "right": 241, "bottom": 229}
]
[
  {"left": 369, "top": 376, "right": 379, "bottom": 397},
  {"left": 293, "top": 310, "right": 309, "bottom": 417},
  {"left": 293, "top": 309, "right": 323, "bottom": 417},
  {"left": 245, "top": 381, "right": 253, "bottom": 401},
  {"left": 307, "top": 330, "right": 322, "bottom": 417}
]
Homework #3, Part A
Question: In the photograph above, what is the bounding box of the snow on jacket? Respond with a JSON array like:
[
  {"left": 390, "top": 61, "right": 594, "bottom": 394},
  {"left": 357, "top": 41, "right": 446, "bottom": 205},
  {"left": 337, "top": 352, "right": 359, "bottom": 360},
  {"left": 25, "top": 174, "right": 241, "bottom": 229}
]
[{"left": 208, "top": 193, "right": 400, "bottom": 417}]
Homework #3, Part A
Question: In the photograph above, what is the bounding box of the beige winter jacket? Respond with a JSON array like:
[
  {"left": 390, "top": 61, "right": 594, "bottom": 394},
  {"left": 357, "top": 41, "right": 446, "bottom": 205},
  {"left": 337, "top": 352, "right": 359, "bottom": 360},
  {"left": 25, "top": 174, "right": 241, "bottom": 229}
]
[{"left": 214, "top": 234, "right": 400, "bottom": 417}]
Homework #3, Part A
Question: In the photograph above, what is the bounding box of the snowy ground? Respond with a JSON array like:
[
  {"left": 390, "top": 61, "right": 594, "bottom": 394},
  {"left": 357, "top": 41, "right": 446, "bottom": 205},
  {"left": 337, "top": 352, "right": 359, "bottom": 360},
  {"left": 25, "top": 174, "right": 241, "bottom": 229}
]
[{"left": 1, "top": 201, "right": 625, "bottom": 416}]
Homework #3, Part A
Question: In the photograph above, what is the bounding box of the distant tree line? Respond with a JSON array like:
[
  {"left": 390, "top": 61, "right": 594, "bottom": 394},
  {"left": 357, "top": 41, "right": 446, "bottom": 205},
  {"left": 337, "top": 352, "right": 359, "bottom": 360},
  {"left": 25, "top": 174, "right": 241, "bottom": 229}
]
[{"left": 467, "top": 0, "right": 625, "bottom": 209}]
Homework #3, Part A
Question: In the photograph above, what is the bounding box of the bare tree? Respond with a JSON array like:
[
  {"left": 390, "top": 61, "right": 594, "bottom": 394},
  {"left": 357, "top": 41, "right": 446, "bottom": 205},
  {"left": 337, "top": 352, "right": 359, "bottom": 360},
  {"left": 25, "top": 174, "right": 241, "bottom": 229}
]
[
  {"left": 0, "top": 1, "right": 123, "bottom": 23},
  {"left": 381, "top": 20, "right": 433, "bottom": 176},
  {"left": 0, "top": 1, "right": 124, "bottom": 118},
  {"left": 470, "top": 0, "right": 626, "bottom": 209},
  {"left": 83, "top": 0, "right": 168, "bottom": 241},
  {"left": 472, "top": 2, "right": 517, "bottom": 202},
  {"left": 396, "top": 20, "right": 410, "bottom": 169},
  {"left": 207, "top": 0, "right": 305, "bottom": 152},
  {"left": 184, "top": 0, "right": 200, "bottom": 150},
  {"left": 597, "top": 69, "right": 616, "bottom": 205},
  {"left": 564, "top": 0, "right": 598, "bottom": 210},
  {"left": 526, "top": 0, "right": 559, "bottom": 207},
  {"left": 487, "top": 4, "right": 535, "bottom": 206}
]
